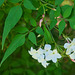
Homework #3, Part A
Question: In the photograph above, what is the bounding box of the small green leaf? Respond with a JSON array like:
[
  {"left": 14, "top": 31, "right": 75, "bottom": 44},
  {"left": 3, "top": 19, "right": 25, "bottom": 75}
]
[
  {"left": 44, "top": 26, "right": 53, "bottom": 43},
  {"left": 8, "top": 0, "right": 22, "bottom": 3},
  {"left": 36, "top": 27, "right": 44, "bottom": 35},
  {"left": 2, "top": 6, "right": 22, "bottom": 49},
  {"left": 55, "top": 6, "right": 60, "bottom": 17},
  {"left": 30, "top": 17, "right": 37, "bottom": 27},
  {"left": 23, "top": 0, "right": 36, "bottom": 10},
  {"left": 59, "top": 20, "right": 66, "bottom": 36},
  {"left": 55, "top": 0, "right": 64, "bottom": 6},
  {"left": 50, "top": 19, "right": 57, "bottom": 30},
  {"left": 0, "top": 0, "right": 4, "bottom": 6},
  {"left": 69, "top": 16, "right": 75, "bottom": 29},
  {"left": 1, "top": 34, "right": 25, "bottom": 65},
  {"left": 63, "top": 6, "right": 73, "bottom": 18},
  {"left": 14, "top": 26, "right": 29, "bottom": 33},
  {"left": 28, "top": 32, "right": 37, "bottom": 45},
  {"left": 49, "top": 10, "right": 55, "bottom": 20}
]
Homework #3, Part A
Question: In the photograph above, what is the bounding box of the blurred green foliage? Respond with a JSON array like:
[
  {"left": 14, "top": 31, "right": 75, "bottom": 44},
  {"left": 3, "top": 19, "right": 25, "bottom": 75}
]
[{"left": 0, "top": 0, "right": 75, "bottom": 75}]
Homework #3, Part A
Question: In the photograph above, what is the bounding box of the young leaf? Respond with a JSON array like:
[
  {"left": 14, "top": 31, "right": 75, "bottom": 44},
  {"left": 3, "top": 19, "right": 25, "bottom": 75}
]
[
  {"left": 69, "top": 16, "right": 75, "bottom": 30},
  {"left": 49, "top": 10, "right": 55, "bottom": 20},
  {"left": 0, "top": 0, "right": 4, "bottom": 6},
  {"left": 23, "top": 0, "right": 36, "bottom": 10},
  {"left": 55, "top": 0, "right": 64, "bottom": 6},
  {"left": 36, "top": 27, "right": 44, "bottom": 35},
  {"left": 1, "top": 34, "right": 25, "bottom": 65},
  {"left": 55, "top": 6, "right": 60, "bottom": 17},
  {"left": 28, "top": 32, "right": 37, "bottom": 45},
  {"left": 50, "top": 19, "right": 57, "bottom": 30},
  {"left": 2, "top": 6, "right": 22, "bottom": 49},
  {"left": 59, "top": 20, "right": 66, "bottom": 36},
  {"left": 8, "top": 0, "right": 22, "bottom": 3},
  {"left": 63, "top": 6, "right": 73, "bottom": 18},
  {"left": 44, "top": 26, "right": 53, "bottom": 43},
  {"left": 30, "top": 17, "right": 37, "bottom": 27},
  {"left": 14, "top": 26, "right": 29, "bottom": 33}
]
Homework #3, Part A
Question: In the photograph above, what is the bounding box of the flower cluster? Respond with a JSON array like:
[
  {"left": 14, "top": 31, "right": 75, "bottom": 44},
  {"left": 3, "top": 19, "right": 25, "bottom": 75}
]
[
  {"left": 64, "top": 38, "right": 75, "bottom": 61},
  {"left": 28, "top": 44, "right": 61, "bottom": 68}
]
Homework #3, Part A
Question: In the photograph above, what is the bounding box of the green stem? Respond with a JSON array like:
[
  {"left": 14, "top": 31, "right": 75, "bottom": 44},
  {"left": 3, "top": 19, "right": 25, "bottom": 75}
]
[{"left": 41, "top": 0, "right": 55, "bottom": 8}]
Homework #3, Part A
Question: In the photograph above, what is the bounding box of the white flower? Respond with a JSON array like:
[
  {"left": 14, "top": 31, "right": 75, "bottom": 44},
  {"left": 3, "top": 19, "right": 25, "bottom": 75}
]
[
  {"left": 37, "top": 54, "right": 49, "bottom": 68},
  {"left": 28, "top": 47, "right": 36, "bottom": 55},
  {"left": 44, "top": 44, "right": 51, "bottom": 51},
  {"left": 69, "top": 52, "right": 75, "bottom": 59},
  {"left": 45, "top": 49, "right": 61, "bottom": 63},
  {"left": 64, "top": 38, "right": 75, "bottom": 55}
]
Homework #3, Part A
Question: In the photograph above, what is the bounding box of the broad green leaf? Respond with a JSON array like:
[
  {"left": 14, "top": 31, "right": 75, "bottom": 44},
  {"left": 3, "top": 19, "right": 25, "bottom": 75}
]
[
  {"left": 63, "top": 6, "right": 73, "bottom": 18},
  {"left": 44, "top": 26, "right": 53, "bottom": 43},
  {"left": 36, "top": 27, "right": 44, "bottom": 35},
  {"left": 2, "top": 6, "right": 22, "bottom": 49},
  {"left": 0, "top": 0, "right": 4, "bottom": 6},
  {"left": 28, "top": 32, "right": 37, "bottom": 45},
  {"left": 14, "top": 26, "right": 29, "bottom": 33},
  {"left": 55, "top": 6, "right": 60, "bottom": 17},
  {"left": 8, "top": 0, "right": 22, "bottom": 3},
  {"left": 69, "top": 16, "right": 75, "bottom": 29},
  {"left": 50, "top": 19, "right": 57, "bottom": 30},
  {"left": 23, "top": 0, "right": 36, "bottom": 10},
  {"left": 59, "top": 20, "right": 66, "bottom": 36},
  {"left": 30, "top": 17, "right": 37, "bottom": 27},
  {"left": 1, "top": 34, "right": 25, "bottom": 65},
  {"left": 49, "top": 10, "right": 55, "bottom": 20},
  {"left": 55, "top": 0, "right": 64, "bottom": 5},
  {"left": 61, "top": 5, "right": 70, "bottom": 16},
  {"left": 11, "top": 68, "right": 24, "bottom": 74}
]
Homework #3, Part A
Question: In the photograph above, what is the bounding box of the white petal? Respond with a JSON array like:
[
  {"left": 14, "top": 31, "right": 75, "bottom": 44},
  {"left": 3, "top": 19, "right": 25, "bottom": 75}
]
[
  {"left": 66, "top": 49, "right": 73, "bottom": 55},
  {"left": 69, "top": 53, "right": 75, "bottom": 59},
  {"left": 37, "top": 48, "right": 44, "bottom": 54},
  {"left": 41, "top": 60, "right": 49, "bottom": 68},
  {"left": 64, "top": 43, "right": 70, "bottom": 49},
  {"left": 44, "top": 44, "right": 51, "bottom": 51},
  {"left": 52, "top": 57, "right": 57, "bottom": 63}
]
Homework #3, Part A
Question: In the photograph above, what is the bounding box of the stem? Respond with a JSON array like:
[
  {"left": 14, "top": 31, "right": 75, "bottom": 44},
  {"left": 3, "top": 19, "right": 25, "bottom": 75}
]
[{"left": 41, "top": 0, "right": 55, "bottom": 8}]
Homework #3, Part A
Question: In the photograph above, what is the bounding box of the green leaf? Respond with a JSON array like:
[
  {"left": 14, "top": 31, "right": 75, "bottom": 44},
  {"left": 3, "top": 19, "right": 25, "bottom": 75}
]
[
  {"left": 30, "top": 17, "right": 37, "bottom": 27},
  {"left": 49, "top": 10, "right": 55, "bottom": 20},
  {"left": 59, "top": 20, "right": 66, "bottom": 36},
  {"left": 69, "top": 16, "right": 75, "bottom": 29},
  {"left": 55, "top": 0, "right": 64, "bottom": 6},
  {"left": 0, "top": 0, "right": 4, "bottom": 6},
  {"left": 2, "top": 70, "right": 9, "bottom": 75},
  {"left": 14, "top": 26, "right": 29, "bottom": 33},
  {"left": 55, "top": 6, "right": 60, "bottom": 17},
  {"left": 2, "top": 6, "right": 22, "bottom": 49},
  {"left": 1, "top": 34, "right": 25, "bottom": 65},
  {"left": 28, "top": 32, "right": 37, "bottom": 45},
  {"left": 50, "top": 19, "right": 57, "bottom": 30},
  {"left": 23, "top": 0, "right": 36, "bottom": 10},
  {"left": 8, "top": 0, "right": 22, "bottom": 3},
  {"left": 61, "top": 5, "right": 70, "bottom": 16},
  {"left": 36, "top": 6, "right": 44, "bottom": 19},
  {"left": 36, "top": 27, "right": 44, "bottom": 35},
  {"left": 44, "top": 26, "right": 53, "bottom": 43},
  {"left": 63, "top": 6, "right": 73, "bottom": 18},
  {"left": 11, "top": 68, "right": 24, "bottom": 74}
]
